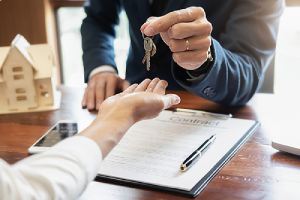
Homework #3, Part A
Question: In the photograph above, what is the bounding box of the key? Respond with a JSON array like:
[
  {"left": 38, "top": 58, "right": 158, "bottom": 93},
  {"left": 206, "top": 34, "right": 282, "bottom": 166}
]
[
  {"left": 143, "top": 37, "right": 152, "bottom": 71},
  {"left": 142, "top": 34, "right": 156, "bottom": 71}
]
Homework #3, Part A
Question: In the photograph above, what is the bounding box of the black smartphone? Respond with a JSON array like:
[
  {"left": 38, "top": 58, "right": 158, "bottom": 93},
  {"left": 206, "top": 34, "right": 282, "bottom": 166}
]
[{"left": 28, "top": 120, "right": 78, "bottom": 154}]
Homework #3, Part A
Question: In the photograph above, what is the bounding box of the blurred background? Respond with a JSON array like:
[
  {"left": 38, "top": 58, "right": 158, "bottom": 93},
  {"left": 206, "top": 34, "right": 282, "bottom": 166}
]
[{"left": 0, "top": 0, "right": 299, "bottom": 97}]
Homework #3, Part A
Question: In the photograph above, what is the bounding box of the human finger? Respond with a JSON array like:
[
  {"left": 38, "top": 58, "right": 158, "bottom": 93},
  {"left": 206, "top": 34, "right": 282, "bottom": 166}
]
[
  {"left": 169, "top": 36, "right": 211, "bottom": 53},
  {"left": 122, "top": 83, "right": 139, "bottom": 94},
  {"left": 121, "top": 80, "right": 130, "bottom": 91},
  {"left": 145, "top": 78, "right": 160, "bottom": 92},
  {"left": 134, "top": 79, "right": 152, "bottom": 92},
  {"left": 167, "top": 20, "right": 212, "bottom": 39},
  {"left": 153, "top": 80, "right": 168, "bottom": 94},
  {"left": 105, "top": 76, "right": 117, "bottom": 99},
  {"left": 127, "top": 92, "right": 180, "bottom": 122},
  {"left": 161, "top": 94, "right": 181, "bottom": 109},
  {"left": 143, "top": 7, "right": 205, "bottom": 36},
  {"left": 140, "top": 17, "right": 159, "bottom": 33},
  {"left": 81, "top": 87, "right": 88, "bottom": 109},
  {"left": 86, "top": 82, "right": 96, "bottom": 111},
  {"left": 173, "top": 50, "right": 208, "bottom": 67},
  {"left": 160, "top": 31, "right": 171, "bottom": 46},
  {"left": 95, "top": 81, "right": 106, "bottom": 110}
]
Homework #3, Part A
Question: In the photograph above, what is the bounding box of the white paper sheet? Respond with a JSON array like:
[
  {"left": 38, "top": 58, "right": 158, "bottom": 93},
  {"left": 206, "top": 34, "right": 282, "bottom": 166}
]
[{"left": 98, "top": 110, "right": 257, "bottom": 191}]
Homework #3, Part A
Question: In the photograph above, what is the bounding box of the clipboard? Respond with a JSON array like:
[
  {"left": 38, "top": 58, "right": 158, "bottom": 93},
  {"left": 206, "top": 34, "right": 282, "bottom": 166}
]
[{"left": 96, "top": 109, "right": 260, "bottom": 197}]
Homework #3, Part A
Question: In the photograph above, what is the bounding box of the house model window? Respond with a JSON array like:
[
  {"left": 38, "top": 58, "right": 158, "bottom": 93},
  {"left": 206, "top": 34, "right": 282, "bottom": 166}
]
[
  {"left": 12, "top": 66, "right": 23, "bottom": 72},
  {"left": 0, "top": 34, "right": 60, "bottom": 114}
]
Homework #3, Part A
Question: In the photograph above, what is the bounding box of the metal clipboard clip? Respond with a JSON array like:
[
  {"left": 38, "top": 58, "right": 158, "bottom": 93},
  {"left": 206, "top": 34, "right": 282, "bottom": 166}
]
[{"left": 173, "top": 108, "right": 232, "bottom": 120}]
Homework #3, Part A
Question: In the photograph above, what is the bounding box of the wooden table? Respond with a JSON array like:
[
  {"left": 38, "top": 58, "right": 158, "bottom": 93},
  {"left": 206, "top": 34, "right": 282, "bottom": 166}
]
[{"left": 1, "top": 86, "right": 300, "bottom": 199}]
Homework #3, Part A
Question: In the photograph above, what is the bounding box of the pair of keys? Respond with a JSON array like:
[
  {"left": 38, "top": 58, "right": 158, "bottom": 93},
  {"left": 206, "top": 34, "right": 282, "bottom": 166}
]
[{"left": 142, "top": 33, "right": 156, "bottom": 71}]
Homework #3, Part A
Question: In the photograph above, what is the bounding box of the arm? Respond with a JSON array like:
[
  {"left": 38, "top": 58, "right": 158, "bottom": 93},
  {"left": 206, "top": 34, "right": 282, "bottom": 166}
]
[
  {"left": 0, "top": 79, "right": 180, "bottom": 199},
  {"left": 81, "top": 0, "right": 121, "bottom": 82},
  {"left": 0, "top": 137, "right": 102, "bottom": 200},
  {"left": 173, "top": 1, "right": 284, "bottom": 106},
  {"left": 142, "top": 1, "right": 284, "bottom": 106},
  {"left": 81, "top": 0, "right": 130, "bottom": 110}
]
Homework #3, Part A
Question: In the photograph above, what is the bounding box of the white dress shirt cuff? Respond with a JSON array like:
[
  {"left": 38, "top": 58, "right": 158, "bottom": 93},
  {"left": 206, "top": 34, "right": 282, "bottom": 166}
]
[
  {"left": 2, "top": 136, "right": 103, "bottom": 199},
  {"left": 89, "top": 65, "right": 117, "bottom": 80},
  {"left": 51, "top": 136, "right": 102, "bottom": 181}
]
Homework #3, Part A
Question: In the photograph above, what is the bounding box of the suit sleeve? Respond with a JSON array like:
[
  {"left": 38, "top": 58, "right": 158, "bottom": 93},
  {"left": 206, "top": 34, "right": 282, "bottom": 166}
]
[
  {"left": 172, "top": 0, "right": 284, "bottom": 106},
  {"left": 81, "top": 0, "right": 122, "bottom": 82}
]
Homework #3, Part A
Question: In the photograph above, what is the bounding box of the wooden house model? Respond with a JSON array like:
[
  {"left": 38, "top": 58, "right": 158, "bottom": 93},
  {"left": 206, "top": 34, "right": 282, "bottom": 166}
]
[{"left": 0, "top": 34, "right": 60, "bottom": 114}]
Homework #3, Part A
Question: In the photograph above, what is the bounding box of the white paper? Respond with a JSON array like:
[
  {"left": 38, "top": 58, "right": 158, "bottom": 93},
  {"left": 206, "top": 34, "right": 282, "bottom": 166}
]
[{"left": 98, "top": 110, "right": 257, "bottom": 191}]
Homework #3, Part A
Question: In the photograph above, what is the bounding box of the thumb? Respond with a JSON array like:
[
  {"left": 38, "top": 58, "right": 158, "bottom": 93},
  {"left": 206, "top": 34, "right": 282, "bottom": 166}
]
[
  {"left": 161, "top": 94, "right": 181, "bottom": 109},
  {"left": 140, "top": 16, "right": 160, "bottom": 34}
]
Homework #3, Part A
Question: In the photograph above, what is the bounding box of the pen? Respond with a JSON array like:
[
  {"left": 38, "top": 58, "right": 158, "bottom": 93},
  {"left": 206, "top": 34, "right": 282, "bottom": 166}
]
[{"left": 180, "top": 134, "right": 216, "bottom": 172}]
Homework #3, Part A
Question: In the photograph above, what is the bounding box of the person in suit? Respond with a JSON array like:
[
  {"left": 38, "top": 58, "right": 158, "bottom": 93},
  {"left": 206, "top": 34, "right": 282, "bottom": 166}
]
[
  {"left": 81, "top": 0, "right": 284, "bottom": 110},
  {"left": 0, "top": 79, "right": 180, "bottom": 199}
]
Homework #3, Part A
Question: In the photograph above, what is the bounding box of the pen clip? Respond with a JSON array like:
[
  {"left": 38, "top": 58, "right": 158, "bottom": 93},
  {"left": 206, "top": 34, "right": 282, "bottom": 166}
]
[{"left": 174, "top": 108, "right": 232, "bottom": 120}]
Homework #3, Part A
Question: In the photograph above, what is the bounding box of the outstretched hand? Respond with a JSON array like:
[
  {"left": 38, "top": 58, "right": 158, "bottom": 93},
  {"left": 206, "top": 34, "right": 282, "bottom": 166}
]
[{"left": 80, "top": 78, "right": 180, "bottom": 157}]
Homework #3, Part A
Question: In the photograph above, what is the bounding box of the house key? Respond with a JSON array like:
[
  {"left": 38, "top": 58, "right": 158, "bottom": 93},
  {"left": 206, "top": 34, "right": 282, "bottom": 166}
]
[{"left": 142, "top": 33, "right": 156, "bottom": 71}]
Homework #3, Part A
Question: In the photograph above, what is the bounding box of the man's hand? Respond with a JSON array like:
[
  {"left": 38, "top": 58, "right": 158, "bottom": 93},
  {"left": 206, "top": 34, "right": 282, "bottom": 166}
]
[
  {"left": 141, "top": 7, "right": 212, "bottom": 70},
  {"left": 82, "top": 72, "right": 130, "bottom": 111},
  {"left": 79, "top": 78, "right": 180, "bottom": 157}
]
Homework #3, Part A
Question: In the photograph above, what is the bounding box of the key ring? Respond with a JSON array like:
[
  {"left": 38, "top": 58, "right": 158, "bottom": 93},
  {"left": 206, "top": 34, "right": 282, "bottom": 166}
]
[{"left": 142, "top": 32, "right": 154, "bottom": 40}]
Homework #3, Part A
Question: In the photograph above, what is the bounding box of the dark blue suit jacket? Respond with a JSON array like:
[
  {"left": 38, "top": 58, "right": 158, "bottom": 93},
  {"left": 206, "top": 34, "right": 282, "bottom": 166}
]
[{"left": 81, "top": 0, "right": 283, "bottom": 106}]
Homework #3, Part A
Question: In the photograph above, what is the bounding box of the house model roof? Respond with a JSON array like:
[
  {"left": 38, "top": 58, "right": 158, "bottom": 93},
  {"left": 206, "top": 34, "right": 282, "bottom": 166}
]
[{"left": 0, "top": 34, "right": 55, "bottom": 82}]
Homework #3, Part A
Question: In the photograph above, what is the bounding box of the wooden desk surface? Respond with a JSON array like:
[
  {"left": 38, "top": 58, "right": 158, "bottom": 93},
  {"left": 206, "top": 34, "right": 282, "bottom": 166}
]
[{"left": 1, "top": 86, "right": 300, "bottom": 199}]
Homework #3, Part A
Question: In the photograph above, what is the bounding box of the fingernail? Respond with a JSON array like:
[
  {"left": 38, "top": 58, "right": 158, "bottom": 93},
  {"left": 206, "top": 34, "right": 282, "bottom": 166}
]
[
  {"left": 173, "top": 95, "right": 181, "bottom": 104},
  {"left": 162, "top": 94, "right": 180, "bottom": 109},
  {"left": 144, "top": 26, "right": 155, "bottom": 36},
  {"left": 82, "top": 105, "right": 87, "bottom": 109},
  {"left": 162, "top": 80, "right": 168, "bottom": 88},
  {"left": 87, "top": 105, "right": 94, "bottom": 112},
  {"left": 140, "top": 22, "right": 149, "bottom": 31}
]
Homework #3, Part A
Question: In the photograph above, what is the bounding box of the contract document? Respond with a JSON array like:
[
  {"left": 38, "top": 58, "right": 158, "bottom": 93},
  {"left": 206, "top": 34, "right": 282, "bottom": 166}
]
[{"left": 97, "top": 109, "right": 259, "bottom": 197}]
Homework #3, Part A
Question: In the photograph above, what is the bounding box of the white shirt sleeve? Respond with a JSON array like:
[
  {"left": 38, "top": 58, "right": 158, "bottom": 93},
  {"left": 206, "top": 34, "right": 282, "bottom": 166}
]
[
  {"left": 0, "top": 136, "right": 102, "bottom": 200},
  {"left": 89, "top": 65, "right": 117, "bottom": 80}
]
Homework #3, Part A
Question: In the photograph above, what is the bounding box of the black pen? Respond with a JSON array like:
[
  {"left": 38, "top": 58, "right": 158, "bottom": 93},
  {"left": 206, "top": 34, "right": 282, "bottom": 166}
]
[{"left": 180, "top": 134, "right": 216, "bottom": 172}]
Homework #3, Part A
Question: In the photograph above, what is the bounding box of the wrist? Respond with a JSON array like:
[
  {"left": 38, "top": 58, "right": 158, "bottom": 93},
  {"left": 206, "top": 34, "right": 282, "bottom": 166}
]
[
  {"left": 79, "top": 118, "right": 133, "bottom": 157},
  {"left": 187, "top": 46, "right": 214, "bottom": 78},
  {"left": 89, "top": 65, "right": 117, "bottom": 80}
]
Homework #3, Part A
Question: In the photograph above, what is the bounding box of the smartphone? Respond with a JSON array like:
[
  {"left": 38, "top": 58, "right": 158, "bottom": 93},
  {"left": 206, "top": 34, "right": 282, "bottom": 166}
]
[{"left": 28, "top": 120, "right": 78, "bottom": 154}]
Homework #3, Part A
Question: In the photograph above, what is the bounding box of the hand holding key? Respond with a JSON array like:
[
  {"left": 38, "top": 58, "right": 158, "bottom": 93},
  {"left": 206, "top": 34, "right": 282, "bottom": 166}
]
[
  {"left": 142, "top": 33, "right": 156, "bottom": 71},
  {"left": 140, "top": 7, "right": 213, "bottom": 71}
]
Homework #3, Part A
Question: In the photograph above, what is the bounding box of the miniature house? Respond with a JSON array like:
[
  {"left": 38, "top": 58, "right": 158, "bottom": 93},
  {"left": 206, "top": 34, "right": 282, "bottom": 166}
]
[{"left": 0, "top": 34, "right": 60, "bottom": 114}]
